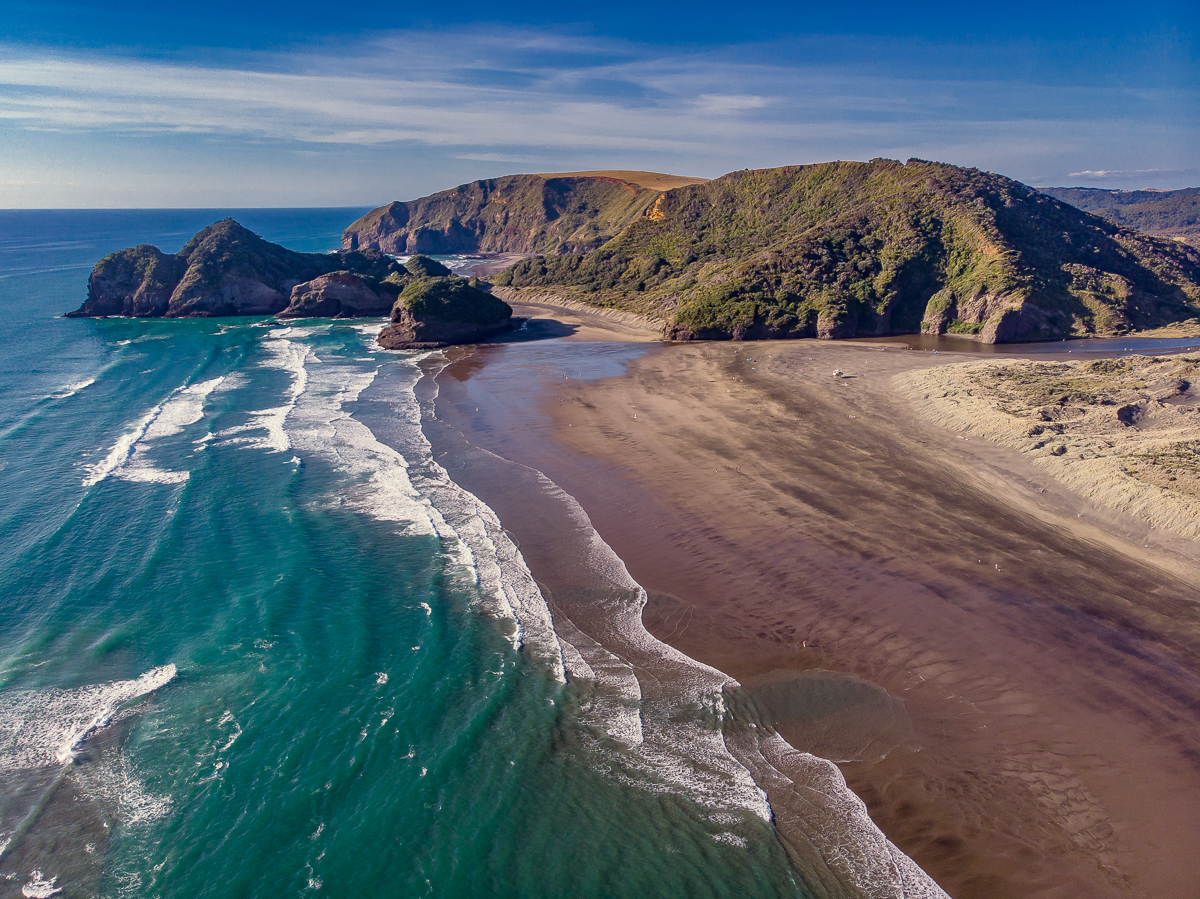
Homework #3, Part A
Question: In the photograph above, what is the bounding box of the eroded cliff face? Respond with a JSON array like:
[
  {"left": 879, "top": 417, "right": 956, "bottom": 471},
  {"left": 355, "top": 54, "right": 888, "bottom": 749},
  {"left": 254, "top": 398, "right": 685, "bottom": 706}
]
[
  {"left": 75, "top": 245, "right": 189, "bottom": 317},
  {"left": 341, "top": 173, "right": 699, "bottom": 256}
]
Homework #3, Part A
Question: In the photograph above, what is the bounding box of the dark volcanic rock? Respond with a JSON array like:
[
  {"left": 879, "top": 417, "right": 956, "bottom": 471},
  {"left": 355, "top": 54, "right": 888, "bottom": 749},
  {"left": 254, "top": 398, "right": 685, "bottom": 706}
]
[
  {"left": 70, "top": 219, "right": 409, "bottom": 319},
  {"left": 278, "top": 272, "right": 397, "bottom": 319},
  {"left": 377, "top": 278, "right": 514, "bottom": 349}
]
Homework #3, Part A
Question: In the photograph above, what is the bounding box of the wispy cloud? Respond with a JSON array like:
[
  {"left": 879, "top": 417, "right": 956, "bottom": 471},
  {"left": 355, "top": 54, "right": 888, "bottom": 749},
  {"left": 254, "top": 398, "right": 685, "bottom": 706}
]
[
  {"left": 0, "top": 27, "right": 1196, "bottom": 205},
  {"left": 1, "top": 30, "right": 1183, "bottom": 153},
  {"left": 454, "top": 152, "right": 548, "bottom": 164},
  {"left": 1068, "top": 168, "right": 1200, "bottom": 180}
]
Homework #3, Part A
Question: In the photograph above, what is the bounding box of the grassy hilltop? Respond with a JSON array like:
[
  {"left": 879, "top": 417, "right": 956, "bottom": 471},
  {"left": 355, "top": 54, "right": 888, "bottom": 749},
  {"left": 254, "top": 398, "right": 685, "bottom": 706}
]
[
  {"left": 495, "top": 159, "right": 1200, "bottom": 343},
  {"left": 341, "top": 171, "right": 708, "bottom": 256}
]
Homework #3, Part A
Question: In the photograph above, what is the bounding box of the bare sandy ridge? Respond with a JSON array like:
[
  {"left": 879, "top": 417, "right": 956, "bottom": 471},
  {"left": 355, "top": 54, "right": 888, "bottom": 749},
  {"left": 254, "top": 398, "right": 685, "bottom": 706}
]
[
  {"left": 530, "top": 170, "right": 710, "bottom": 191},
  {"left": 440, "top": 314, "right": 1200, "bottom": 899},
  {"left": 896, "top": 354, "right": 1200, "bottom": 539}
]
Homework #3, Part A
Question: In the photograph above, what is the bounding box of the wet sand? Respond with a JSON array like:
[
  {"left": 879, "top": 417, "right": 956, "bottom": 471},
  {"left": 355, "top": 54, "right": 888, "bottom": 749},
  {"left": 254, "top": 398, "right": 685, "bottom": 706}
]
[{"left": 427, "top": 332, "right": 1200, "bottom": 899}]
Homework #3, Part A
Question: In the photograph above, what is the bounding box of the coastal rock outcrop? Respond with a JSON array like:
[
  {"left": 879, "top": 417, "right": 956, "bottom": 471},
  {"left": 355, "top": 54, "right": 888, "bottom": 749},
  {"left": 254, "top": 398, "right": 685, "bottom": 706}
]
[
  {"left": 69, "top": 219, "right": 408, "bottom": 319},
  {"left": 278, "top": 271, "right": 397, "bottom": 318},
  {"left": 378, "top": 278, "right": 514, "bottom": 349},
  {"left": 495, "top": 159, "right": 1200, "bottom": 344}
]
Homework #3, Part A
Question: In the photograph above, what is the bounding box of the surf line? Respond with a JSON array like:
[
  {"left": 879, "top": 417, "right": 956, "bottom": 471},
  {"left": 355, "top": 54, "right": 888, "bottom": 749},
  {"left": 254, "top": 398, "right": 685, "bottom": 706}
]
[
  {"left": 83, "top": 375, "right": 225, "bottom": 487},
  {"left": 0, "top": 664, "right": 176, "bottom": 867},
  {"left": 416, "top": 348, "right": 951, "bottom": 899}
]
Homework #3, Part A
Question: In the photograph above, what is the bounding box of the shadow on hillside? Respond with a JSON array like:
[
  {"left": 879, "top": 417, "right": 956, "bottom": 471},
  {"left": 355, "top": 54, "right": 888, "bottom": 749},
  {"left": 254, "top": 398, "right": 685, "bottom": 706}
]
[{"left": 485, "top": 317, "right": 579, "bottom": 343}]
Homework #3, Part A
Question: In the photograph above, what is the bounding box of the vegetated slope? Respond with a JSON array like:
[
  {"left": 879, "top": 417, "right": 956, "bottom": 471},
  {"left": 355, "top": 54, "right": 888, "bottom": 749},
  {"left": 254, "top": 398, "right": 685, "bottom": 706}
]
[
  {"left": 1040, "top": 187, "right": 1200, "bottom": 248},
  {"left": 495, "top": 159, "right": 1200, "bottom": 343},
  {"left": 378, "top": 276, "right": 514, "bottom": 349},
  {"left": 341, "top": 171, "right": 709, "bottom": 256},
  {"left": 73, "top": 219, "right": 413, "bottom": 318}
]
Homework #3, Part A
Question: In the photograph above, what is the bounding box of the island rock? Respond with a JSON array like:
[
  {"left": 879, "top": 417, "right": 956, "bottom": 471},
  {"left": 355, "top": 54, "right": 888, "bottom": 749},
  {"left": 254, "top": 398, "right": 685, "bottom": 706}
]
[{"left": 378, "top": 278, "right": 514, "bottom": 349}]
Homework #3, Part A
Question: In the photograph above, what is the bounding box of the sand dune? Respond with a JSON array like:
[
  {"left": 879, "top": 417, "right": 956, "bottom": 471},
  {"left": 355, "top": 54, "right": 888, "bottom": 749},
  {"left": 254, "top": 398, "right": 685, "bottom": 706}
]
[{"left": 897, "top": 353, "right": 1200, "bottom": 539}]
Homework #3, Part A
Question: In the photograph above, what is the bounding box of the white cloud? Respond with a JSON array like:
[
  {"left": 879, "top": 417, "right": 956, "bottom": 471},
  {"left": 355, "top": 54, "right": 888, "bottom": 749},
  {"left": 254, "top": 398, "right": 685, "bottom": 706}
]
[
  {"left": 0, "top": 28, "right": 1196, "bottom": 204},
  {"left": 1068, "top": 168, "right": 1200, "bottom": 180},
  {"left": 695, "top": 94, "right": 769, "bottom": 114}
]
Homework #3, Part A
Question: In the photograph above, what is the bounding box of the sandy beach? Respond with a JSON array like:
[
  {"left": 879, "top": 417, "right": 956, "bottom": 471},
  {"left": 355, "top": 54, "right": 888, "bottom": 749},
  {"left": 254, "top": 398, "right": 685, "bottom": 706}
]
[{"left": 424, "top": 299, "right": 1200, "bottom": 899}]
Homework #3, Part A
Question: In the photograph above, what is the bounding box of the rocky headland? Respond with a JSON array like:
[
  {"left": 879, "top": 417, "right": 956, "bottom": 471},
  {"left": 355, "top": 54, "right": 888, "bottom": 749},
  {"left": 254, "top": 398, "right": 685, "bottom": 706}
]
[
  {"left": 71, "top": 161, "right": 1200, "bottom": 348},
  {"left": 341, "top": 170, "right": 709, "bottom": 256},
  {"left": 494, "top": 160, "right": 1200, "bottom": 344}
]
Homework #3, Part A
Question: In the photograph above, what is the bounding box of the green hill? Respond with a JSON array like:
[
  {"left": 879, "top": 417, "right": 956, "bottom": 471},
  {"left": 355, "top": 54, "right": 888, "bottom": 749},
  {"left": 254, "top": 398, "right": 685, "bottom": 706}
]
[
  {"left": 341, "top": 171, "right": 708, "bottom": 256},
  {"left": 1039, "top": 187, "right": 1200, "bottom": 248},
  {"left": 494, "top": 159, "right": 1200, "bottom": 343}
]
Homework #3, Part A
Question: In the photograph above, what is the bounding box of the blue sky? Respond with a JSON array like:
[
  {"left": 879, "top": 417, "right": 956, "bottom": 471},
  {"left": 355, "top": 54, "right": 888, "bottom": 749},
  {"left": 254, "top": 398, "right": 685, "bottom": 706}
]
[{"left": 1, "top": 0, "right": 1196, "bottom": 207}]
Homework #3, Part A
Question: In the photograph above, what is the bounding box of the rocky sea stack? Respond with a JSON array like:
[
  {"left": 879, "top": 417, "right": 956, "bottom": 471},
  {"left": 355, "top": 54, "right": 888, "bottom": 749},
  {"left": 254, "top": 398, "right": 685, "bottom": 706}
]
[
  {"left": 70, "top": 220, "right": 514, "bottom": 349},
  {"left": 377, "top": 276, "right": 514, "bottom": 349},
  {"left": 69, "top": 219, "right": 407, "bottom": 319}
]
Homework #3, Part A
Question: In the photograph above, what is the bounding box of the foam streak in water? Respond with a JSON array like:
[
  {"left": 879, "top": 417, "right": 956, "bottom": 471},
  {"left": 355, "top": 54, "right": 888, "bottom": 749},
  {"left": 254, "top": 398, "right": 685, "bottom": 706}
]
[
  {"left": 0, "top": 664, "right": 177, "bottom": 772},
  {"left": 374, "top": 353, "right": 566, "bottom": 680},
  {"left": 247, "top": 330, "right": 566, "bottom": 678},
  {"left": 83, "top": 379, "right": 223, "bottom": 486},
  {"left": 216, "top": 333, "right": 308, "bottom": 453},
  {"left": 48, "top": 378, "right": 95, "bottom": 400},
  {"left": 0, "top": 665, "right": 177, "bottom": 865}
]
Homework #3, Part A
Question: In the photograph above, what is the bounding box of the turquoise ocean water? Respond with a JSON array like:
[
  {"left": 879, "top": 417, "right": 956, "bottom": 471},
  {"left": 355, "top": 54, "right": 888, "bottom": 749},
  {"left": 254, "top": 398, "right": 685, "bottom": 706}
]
[{"left": 0, "top": 211, "right": 819, "bottom": 899}]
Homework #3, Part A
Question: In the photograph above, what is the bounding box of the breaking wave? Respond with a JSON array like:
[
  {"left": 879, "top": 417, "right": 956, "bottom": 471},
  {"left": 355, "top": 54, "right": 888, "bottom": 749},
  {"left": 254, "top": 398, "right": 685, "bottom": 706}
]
[{"left": 83, "top": 378, "right": 223, "bottom": 486}]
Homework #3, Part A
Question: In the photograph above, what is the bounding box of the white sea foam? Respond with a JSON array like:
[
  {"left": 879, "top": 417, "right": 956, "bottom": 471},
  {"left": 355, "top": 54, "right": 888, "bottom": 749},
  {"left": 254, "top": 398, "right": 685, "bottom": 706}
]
[
  {"left": 240, "top": 331, "right": 564, "bottom": 679},
  {"left": 373, "top": 355, "right": 565, "bottom": 678},
  {"left": 0, "top": 665, "right": 176, "bottom": 865},
  {"left": 83, "top": 378, "right": 223, "bottom": 486},
  {"left": 541, "top": 476, "right": 949, "bottom": 895},
  {"left": 0, "top": 664, "right": 176, "bottom": 770},
  {"left": 48, "top": 378, "right": 95, "bottom": 400},
  {"left": 82, "top": 405, "right": 160, "bottom": 487},
  {"left": 215, "top": 336, "right": 308, "bottom": 453},
  {"left": 21, "top": 870, "right": 61, "bottom": 898},
  {"left": 529, "top": 478, "right": 769, "bottom": 819}
]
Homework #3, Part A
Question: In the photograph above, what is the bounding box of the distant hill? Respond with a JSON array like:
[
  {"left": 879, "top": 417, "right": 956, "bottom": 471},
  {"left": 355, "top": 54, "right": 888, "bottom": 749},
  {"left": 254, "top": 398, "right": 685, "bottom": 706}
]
[
  {"left": 1040, "top": 186, "right": 1200, "bottom": 248},
  {"left": 495, "top": 159, "right": 1200, "bottom": 343},
  {"left": 341, "top": 171, "right": 708, "bottom": 256}
]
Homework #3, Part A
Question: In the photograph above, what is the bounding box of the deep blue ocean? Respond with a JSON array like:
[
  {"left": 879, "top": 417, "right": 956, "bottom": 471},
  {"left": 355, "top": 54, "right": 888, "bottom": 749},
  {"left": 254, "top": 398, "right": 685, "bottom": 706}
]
[{"left": 0, "top": 210, "right": 830, "bottom": 899}]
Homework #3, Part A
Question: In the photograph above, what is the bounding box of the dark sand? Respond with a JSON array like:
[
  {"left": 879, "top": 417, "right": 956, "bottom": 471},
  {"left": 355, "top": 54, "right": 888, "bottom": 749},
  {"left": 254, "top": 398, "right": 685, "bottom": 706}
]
[{"left": 425, "top": 329, "right": 1200, "bottom": 899}]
